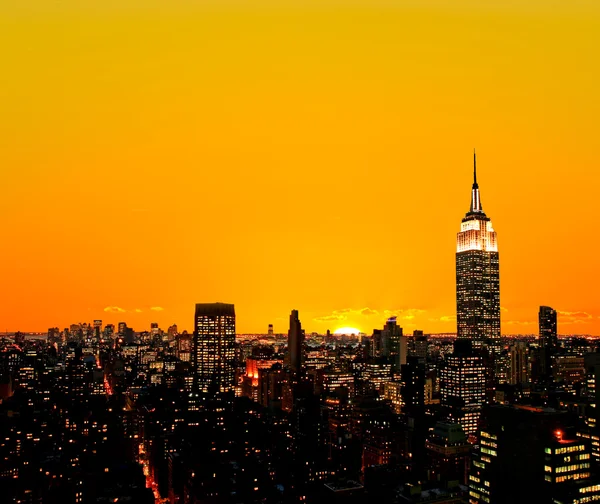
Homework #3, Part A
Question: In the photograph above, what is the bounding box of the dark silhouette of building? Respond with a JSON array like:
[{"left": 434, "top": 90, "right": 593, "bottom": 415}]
[
  {"left": 540, "top": 306, "right": 558, "bottom": 349},
  {"left": 286, "top": 309, "right": 304, "bottom": 381}
]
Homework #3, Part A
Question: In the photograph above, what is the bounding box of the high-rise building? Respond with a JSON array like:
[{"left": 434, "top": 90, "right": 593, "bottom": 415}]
[
  {"left": 539, "top": 306, "right": 558, "bottom": 349},
  {"left": 509, "top": 342, "right": 530, "bottom": 385},
  {"left": 93, "top": 320, "right": 102, "bottom": 339},
  {"left": 440, "top": 340, "right": 486, "bottom": 435},
  {"left": 268, "top": 324, "right": 274, "bottom": 336},
  {"left": 286, "top": 310, "right": 304, "bottom": 381},
  {"left": 425, "top": 422, "right": 471, "bottom": 485},
  {"left": 469, "top": 405, "right": 598, "bottom": 504},
  {"left": 193, "top": 303, "right": 236, "bottom": 394},
  {"left": 383, "top": 317, "right": 406, "bottom": 373},
  {"left": 456, "top": 153, "right": 500, "bottom": 352}
]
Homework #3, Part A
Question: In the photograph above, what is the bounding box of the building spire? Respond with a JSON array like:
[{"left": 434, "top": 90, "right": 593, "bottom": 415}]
[
  {"left": 470, "top": 150, "right": 482, "bottom": 213},
  {"left": 473, "top": 149, "right": 478, "bottom": 188}
]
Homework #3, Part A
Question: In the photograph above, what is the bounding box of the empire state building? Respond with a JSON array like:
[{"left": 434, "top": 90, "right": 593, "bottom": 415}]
[{"left": 456, "top": 153, "right": 500, "bottom": 352}]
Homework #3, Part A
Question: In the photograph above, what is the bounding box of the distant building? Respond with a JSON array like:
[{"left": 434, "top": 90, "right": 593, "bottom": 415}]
[
  {"left": 193, "top": 303, "right": 236, "bottom": 394},
  {"left": 285, "top": 310, "right": 304, "bottom": 381},
  {"left": 425, "top": 422, "right": 470, "bottom": 485},
  {"left": 509, "top": 342, "right": 530, "bottom": 385},
  {"left": 539, "top": 306, "right": 558, "bottom": 349}
]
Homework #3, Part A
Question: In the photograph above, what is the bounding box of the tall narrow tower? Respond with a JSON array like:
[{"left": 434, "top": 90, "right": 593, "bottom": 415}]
[
  {"left": 456, "top": 153, "right": 501, "bottom": 353},
  {"left": 539, "top": 306, "right": 558, "bottom": 349},
  {"left": 286, "top": 309, "right": 304, "bottom": 380}
]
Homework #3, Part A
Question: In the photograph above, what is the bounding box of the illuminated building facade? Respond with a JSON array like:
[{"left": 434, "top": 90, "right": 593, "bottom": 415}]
[
  {"left": 469, "top": 405, "right": 595, "bottom": 504},
  {"left": 440, "top": 341, "right": 486, "bottom": 435},
  {"left": 193, "top": 302, "right": 236, "bottom": 394},
  {"left": 456, "top": 153, "right": 500, "bottom": 352}
]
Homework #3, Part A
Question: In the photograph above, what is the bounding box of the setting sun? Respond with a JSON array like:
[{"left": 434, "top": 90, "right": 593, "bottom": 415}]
[{"left": 333, "top": 327, "right": 362, "bottom": 336}]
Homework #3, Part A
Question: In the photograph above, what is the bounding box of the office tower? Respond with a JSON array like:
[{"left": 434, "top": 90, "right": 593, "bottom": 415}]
[
  {"left": 104, "top": 324, "right": 115, "bottom": 338},
  {"left": 118, "top": 322, "right": 127, "bottom": 336},
  {"left": 509, "top": 342, "right": 530, "bottom": 385},
  {"left": 193, "top": 303, "right": 236, "bottom": 394},
  {"left": 469, "top": 405, "right": 598, "bottom": 504},
  {"left": 286, "top": 309, "right": 304, "bottom": 380},
  {"left": 411, "top": 331, "right": 428, "bottom": 361},
  {"left": 456, "top": 153, "right": 500, "bottom": 352},
  {"left": 425, "top": 422, "right": 470, "bottom": 485},
  {"left": 539, "top": 306, "right": 558, "bottom": 379},
  {"left": 579, "top": 352, "right": 600, "bottom": 461},
  {"left": 401, "top": 356, "right": 426, "bottom": 413},
  {"left": 93, "top": 320, "right": 102, "bottom": 339},
  {"left": 383, "top": 316, "right": 406, "bottom": 373},
  {"left": 268, "top": 324, "right": 274, "bottom": 336},
  {"left": 440, "top": 340, "right": 486, "bottom": 435},
  {"left": 150, "top": 322, "right": 159, "bottom": 336},
  {"left": 539, "top": 306, "right": 558, "bottom": 349}
]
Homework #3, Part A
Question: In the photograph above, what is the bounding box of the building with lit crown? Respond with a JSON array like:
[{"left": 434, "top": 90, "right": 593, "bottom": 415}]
[{"left": 456, "top": 153, "right": 500, "bottom": 352}]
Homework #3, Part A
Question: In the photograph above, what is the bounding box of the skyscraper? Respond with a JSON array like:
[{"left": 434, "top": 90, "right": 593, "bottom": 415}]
[
  {"left": 539, "top": 306, "right": 558, "bottom": 349},
  {"left": 456, "top": 152, "right": 500, "bottom": 353},
  {"left": 193, "top": 303, "right": 236, "bottom": 394},
  {"left": 382, "top": 316, "right": 406, "bottom": 373},
  {"left": 539, "top": 305, "right": 558, "bottom": 380},
  {"left": 440, "top": 340, "right": 486, "bottom": 435},
  {"left": 286, "top": 309, "right": 304, "bottom": 380}
]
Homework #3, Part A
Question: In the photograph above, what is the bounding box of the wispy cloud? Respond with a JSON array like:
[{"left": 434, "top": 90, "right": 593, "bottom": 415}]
[
  {"left": 150, "top": 306, "right": 164, "bottom": 312},
  {"left": 360, "top": 308, "right": 379, "bottom": 316},
  {"left": 314, "top": 312, "right": 347, "bottom": 322},
  {"left": 505, "top": 320, "right": 536, "bottom": 326},
  {"left": 134, "top": 308, "right": 143, "bottom": 313},
  {"left": 501, "top": 306, "right": 509, "bottom": 313},
  {"left": 314, "top": 307, "right": 424, "bottom": 323},
  {"left": 439, "top": 315, "right": 456, "bottom": 323},
  {"left": 104, "top": 306, "right": 126, "bottom": 313},
  {"left": 558, "top": 310, "right": 593, "bottom": 324}
]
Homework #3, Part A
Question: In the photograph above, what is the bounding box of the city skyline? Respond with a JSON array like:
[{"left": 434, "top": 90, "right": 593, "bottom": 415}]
[
  {"left": 2, "top": 156, "right": 596, "bottom": 337},
  {"left": 1, "top": 1, "right": 599, "bottom": 335}
]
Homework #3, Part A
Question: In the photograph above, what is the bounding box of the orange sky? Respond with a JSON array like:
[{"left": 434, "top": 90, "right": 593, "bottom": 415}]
[{"left": 1, "top": 0, "right": 599, "bottom": 335}]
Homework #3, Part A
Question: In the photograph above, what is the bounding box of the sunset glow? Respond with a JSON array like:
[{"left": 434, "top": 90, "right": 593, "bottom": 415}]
[{"left": 1, "top": 0, "right": 599, "bottom": 334}]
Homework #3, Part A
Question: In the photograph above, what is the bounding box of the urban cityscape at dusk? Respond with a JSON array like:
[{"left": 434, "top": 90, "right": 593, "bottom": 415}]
[{"left": 2, "top": 1, "right": 600, "bottom": 503}]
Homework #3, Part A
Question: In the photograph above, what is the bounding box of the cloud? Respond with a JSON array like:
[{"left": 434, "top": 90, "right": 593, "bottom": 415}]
[
  {"left": 104, "top": 306, "right": 126, "bottom": 313},
  {"left": 501, "top": 306, "right": 509, "bottom": 313},
  {"left": 439, "top": 315, "right": 456, "bottom": 323},
  {"left": 134, "top": 308, "right": 143, "bottom": 313},
  {"left": 383, "top": 309, "right": 426, "bottom": 320},
  {"left": 505, "top": 320, "right": 536, "bottom": 326},
  {"left": 150, "top": 306, "right": 164, "bottom": 312},
  {"left": 314, "top": 307, "right": 425, "bottom": 323},
  {"left": 314, "top": 313, "right": 347, "bottom": 322},
  {"left": 558, "top": 310, "right": 592, "bottom": 320},
  {"left": 556, "top": 311, "right": 594, "bottom": 325},
  {"left": 360, "top": 308, "right": 379, "bottom": 316}
]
